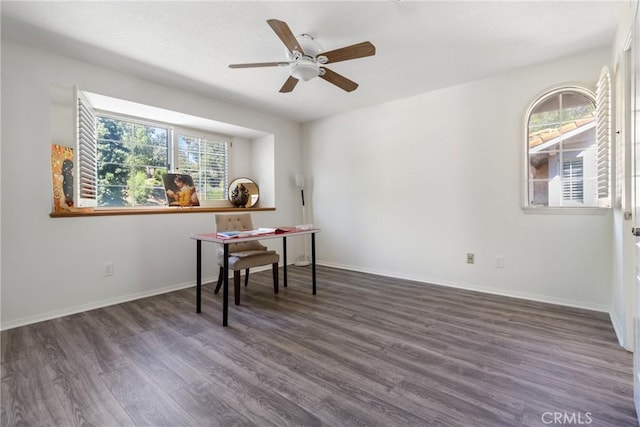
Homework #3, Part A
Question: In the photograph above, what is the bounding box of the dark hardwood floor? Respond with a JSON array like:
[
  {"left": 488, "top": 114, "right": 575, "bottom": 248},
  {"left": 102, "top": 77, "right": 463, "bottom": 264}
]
[{"left": 1, "top": 266, "right": 636, "bottom": 426}]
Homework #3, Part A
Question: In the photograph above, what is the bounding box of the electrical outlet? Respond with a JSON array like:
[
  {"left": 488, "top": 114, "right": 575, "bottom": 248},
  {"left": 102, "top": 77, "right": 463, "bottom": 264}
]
[
  {"left": 466, "top": 253, "right": 475, "bottom": 264},
  {"left": 104, "top": 262, "right": 114, "bottom": 277},
  {"left": 495, "top": 255, "right": 504, "bottom": 268}
]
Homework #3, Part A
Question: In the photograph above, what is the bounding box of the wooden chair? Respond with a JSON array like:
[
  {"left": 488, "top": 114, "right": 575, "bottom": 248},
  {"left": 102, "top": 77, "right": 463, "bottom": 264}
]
[{"left": 214, "top": 213, "right": 280, "bottom": 305}]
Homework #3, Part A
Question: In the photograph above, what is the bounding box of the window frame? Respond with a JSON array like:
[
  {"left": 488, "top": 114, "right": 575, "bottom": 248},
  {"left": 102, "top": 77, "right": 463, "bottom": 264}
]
[
  {"left": 88, "top": 110, "right": 232, "bottom": 210},
  {"left": 94, "top": 111, "right": 172, "bottom": 208},
  {"left": 522, "top": 84, "right": 609, "bottom": 213},
  {"left": 53, "top": 88, "right": 275, "bottom": 217},
  {"left": 173, "top": 127, "right": 231, "bottom": 207}
]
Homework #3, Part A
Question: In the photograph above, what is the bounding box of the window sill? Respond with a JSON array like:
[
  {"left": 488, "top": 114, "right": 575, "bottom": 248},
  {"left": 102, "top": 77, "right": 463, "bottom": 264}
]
[
  {"left": 50, "top": 206, "right": 275, "bottom": 218},
  {"left": 522, "top": 207, "right": 610, "bottom": 215}
]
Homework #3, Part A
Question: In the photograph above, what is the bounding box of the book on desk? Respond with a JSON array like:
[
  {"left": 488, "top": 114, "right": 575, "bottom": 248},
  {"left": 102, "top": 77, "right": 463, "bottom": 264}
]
[{"left": 216, "top": 226, "right": 309, "bottom": 239}]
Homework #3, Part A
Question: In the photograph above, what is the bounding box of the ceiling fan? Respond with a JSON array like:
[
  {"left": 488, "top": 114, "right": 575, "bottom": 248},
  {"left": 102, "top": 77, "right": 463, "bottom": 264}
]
[{"left": 229, "top": 19, "right": 376, "bottom": 93}]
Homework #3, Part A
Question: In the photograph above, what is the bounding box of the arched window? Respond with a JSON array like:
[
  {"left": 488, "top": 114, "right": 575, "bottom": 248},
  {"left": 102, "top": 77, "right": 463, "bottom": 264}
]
[{"left": 525, "top": 82, "right": 609, "bottom": 208}]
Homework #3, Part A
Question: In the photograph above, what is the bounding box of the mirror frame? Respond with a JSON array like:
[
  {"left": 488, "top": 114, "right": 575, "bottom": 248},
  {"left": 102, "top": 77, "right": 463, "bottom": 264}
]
[{"left": 228, "top": 177, "right": 260, "bottom": 208}]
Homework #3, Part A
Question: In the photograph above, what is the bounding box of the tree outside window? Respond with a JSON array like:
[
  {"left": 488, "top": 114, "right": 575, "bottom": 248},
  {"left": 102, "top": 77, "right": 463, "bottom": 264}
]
[{"left": 96, "top": 117, "right": 168, "bottom": 207}]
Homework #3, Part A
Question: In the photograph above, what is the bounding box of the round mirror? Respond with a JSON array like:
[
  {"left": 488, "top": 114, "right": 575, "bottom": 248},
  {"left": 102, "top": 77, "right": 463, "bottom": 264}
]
[{"left": 229, "top": 177, "right": 259, "bottom": 208}]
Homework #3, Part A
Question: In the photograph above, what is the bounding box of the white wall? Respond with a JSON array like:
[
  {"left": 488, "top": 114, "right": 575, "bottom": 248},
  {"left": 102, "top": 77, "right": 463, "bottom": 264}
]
[
  {"left": 0, "top": 38, "right": 620, "bottom": 329},
  {"left": 303, "top": 48, "right": 613, "bottom": 311},
  {"left": 252, "top": 134, "right": 276, "bottom": 208},
  {"left": 0, "top": 40, "right": 304, "bottom": 329},
  {"left": 609, "top": 0, "right": 636, "bottom": 349}
]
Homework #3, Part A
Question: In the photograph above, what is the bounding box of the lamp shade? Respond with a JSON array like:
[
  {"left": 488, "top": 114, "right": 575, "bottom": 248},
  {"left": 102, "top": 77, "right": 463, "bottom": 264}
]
[
  {"left": 290, "top": 62, "right": 318, "bottom": 82},
  {"left": 295, "top": 174, "right": 305, "bottom": 189}
]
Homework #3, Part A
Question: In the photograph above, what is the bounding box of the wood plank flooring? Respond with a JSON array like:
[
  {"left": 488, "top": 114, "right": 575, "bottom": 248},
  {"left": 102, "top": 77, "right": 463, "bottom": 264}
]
[{"left": 1, "top": 266, "right": 636, "bottom": 426}]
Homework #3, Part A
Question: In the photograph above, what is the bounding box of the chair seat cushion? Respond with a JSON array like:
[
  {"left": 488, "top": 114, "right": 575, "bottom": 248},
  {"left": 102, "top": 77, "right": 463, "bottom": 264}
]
[
  {"left": 218, "top": 250, "right": 280, "bottom": 271},
  {"left": 231, "top": 249, "right": 276, "bottom": 258}
]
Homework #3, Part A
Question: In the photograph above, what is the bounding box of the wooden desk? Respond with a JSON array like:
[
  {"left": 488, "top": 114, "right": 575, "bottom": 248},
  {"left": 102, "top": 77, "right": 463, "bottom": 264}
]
[{"left": 191, "top": 228, "right": 320, "bottom": 326}]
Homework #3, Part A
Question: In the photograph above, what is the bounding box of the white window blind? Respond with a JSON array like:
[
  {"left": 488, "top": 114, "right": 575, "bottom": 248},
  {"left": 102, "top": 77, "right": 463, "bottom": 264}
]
[
  {"left": 614, "top": 65, "right": 624, "bottom": 208},
  {"left": 596, "top": 66, "right": 611, "bottom": 207},
  {"left": 177, "top": 134, "right": 229, "bottom": 201},
  {"left": 562, "top": 158, "right": 584, "bottom": 202},
  {"left": 74, "top": 87, "right": 97, "bottom": 207}
]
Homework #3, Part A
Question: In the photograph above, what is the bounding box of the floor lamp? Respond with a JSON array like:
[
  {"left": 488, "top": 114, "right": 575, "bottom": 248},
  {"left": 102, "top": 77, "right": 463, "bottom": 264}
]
[{"left": 294, "top": 174, "right": 310, "bottom": 266}]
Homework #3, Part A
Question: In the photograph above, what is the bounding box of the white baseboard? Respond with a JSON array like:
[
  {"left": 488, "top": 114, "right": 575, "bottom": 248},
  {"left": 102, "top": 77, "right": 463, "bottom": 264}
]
[
  {"left": 0, "top": 276, "right": 216, "bottom": 331},
  {"left": 2, "top": 261, "right": 612, "bottom": 331},
  {"left": 609, "top": 310, "right": 631, "bottom": 350},
  {"left": 1, "top": 262, "right": 299, "bottom": 331},
  {"left": 319, "top": 261, "right": 610, "bottom": 313}
]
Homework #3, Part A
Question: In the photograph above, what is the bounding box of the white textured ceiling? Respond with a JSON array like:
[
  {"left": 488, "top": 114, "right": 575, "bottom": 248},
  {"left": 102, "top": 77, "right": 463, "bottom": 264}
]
[{"left": 1, "top": 1, "right": 624, "bottom": 123}]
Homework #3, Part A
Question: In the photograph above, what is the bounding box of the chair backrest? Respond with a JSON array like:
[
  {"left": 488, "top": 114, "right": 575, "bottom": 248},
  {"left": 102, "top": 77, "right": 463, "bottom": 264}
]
[{"left": 215, "top": 213, "right": 266, "bottom": 252}]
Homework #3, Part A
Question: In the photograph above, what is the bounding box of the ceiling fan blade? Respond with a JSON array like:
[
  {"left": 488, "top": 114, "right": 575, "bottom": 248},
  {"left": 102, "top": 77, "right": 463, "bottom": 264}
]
[
  {"left": 279, "top": 76, "right": 299, "bottom": 93},
  {"left": 320, "top": 41, "right": 376, "bottom": 64},
  {"left": 229, "top": 61, "right": 290, "bottom": 68},
  {"left": 267, "top": 19, "right": 304, "bottom": 54},
  {"left": 319, "top": 67, "right": 359, "bottom": 92}
]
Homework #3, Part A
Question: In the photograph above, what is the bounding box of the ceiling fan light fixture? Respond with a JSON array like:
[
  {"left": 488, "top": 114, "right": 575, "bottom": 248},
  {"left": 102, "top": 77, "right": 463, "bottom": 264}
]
[
  {"left": 291, "top": 61, "right": 319, "bottom": 81},
  {"left": 229, "top": 19, "right": 376, "bottom": 93}
]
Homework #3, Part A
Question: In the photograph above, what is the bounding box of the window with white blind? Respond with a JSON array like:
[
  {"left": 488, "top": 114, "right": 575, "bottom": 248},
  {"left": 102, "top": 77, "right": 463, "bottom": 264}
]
[
  {"left": 562, "top": 158, "right": 584, "bottom": 203},
  {"left": 176, "top": 134, "right": 229, "bottom": 201},
  {"left": 75, "top": 90, "right": 230, "bottom": 208},
  {"left": 74, "top": 87, "right": 98, "bottom": 207},
  {"left": 524, "top": 82, "right": 611, "bottom": 209},
  {"left": 596, "top": 67, "right": 612, "bottom": 207}
]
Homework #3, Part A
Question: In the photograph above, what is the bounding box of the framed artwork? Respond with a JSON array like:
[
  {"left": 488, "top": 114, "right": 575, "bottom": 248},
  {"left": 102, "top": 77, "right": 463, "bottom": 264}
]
[
  {"left": 162, "top": 173, "right": 200, "bottom": 207},
  {"left": 51, "top": 144, "right": 74, "bottom": 212}
]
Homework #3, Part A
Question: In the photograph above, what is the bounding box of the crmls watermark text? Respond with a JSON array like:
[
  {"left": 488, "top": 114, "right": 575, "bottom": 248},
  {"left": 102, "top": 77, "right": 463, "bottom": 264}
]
[{"left": 541, "top": 412, "right": 593, "bottom": 425}]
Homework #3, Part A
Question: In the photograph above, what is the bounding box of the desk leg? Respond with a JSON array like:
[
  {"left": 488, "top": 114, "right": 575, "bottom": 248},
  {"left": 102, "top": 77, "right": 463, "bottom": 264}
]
[
  {"left": 283, "top": 236, "right": 287, "bottom": 288},
  {"left": 312, "top": 233, "right": 316, "bottom": 295},
  {"left": 196, "top": 240, "right": 202, "bottom": 313},
  {"left": 223, "top": 244, "right": 229, "bottom": 326}
]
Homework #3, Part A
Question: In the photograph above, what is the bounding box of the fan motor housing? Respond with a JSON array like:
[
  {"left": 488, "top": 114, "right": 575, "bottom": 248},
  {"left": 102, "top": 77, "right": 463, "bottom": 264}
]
[{"left": 287, "top": 34, "right": 323, "bottom": 60}]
